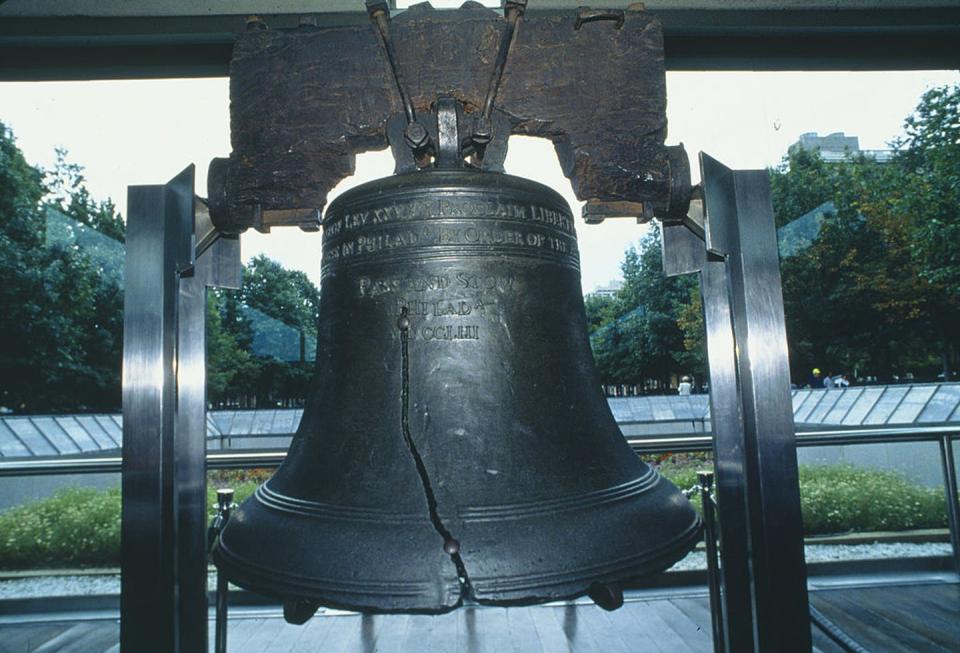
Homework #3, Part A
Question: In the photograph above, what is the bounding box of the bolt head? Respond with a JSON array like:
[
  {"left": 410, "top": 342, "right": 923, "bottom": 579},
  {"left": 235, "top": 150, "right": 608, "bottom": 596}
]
[
  {"left": 472, "top": 117, "right": 493, "bottom": 145},
  {"left": 245, "top": 15, "right": 267, "bottom": 31},
  {"left": 404, "top": 122, "right": 430, "bottom": 150}
]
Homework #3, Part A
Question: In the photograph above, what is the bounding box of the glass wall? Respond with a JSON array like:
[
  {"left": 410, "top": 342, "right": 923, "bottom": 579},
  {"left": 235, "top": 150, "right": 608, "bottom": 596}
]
[{"left": 1, "top": 69, "right": 958, "bottom": 603}]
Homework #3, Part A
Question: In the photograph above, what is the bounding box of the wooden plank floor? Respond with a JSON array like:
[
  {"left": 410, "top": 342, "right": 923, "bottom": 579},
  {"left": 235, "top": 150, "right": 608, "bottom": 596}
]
[{"left": 1, "top": 580, "right": 957, "bottom": 652}]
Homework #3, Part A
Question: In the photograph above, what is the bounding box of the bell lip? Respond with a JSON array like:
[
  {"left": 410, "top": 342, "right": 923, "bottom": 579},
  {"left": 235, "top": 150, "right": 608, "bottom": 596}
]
[
  {"left": 323, "top": 168, "right": 572, "bottom": 227},
  {"left": 211, "top": 538, "right": 465, "bottom": 616},
  {"left": 468, "top": 515, "right": 702, "bottom": 608},
  {"left": 210, "top": 512, "right": 702, "bottom": 616}
]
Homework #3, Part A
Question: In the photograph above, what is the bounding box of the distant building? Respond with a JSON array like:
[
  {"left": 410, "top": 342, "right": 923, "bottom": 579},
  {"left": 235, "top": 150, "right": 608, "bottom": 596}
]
[
  {"left": 589, "top": 279, "right": 623, "bottom": 298},
  {"left": 790, "top": 131, "right": 893, "bottom": 164}
]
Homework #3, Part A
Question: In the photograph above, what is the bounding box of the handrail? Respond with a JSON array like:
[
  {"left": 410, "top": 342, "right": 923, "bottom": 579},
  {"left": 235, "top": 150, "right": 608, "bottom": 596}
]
[
  {"left": 0, "top": 426, "right": 955, "bottom": 477},
  {"left": 0, "top": 450, "right": 288, "bottom": 477},
  {"left": 1, "top": 423, "right": 957, "bottom": 572},
  {"left": 627, "top": 424, "right": 960, "bottom": 454}
]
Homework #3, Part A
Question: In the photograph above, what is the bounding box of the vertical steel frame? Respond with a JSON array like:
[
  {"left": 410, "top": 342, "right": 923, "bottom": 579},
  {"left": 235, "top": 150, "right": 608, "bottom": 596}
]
[
  {"left": 121, "top": 166, "right": 240, "bottom": 651},
  {"left": 940, "top": 434, "right": 960, "bottom": 572},
  {"left": 663, "top": 153, "right": 811, "bottom": 652}
]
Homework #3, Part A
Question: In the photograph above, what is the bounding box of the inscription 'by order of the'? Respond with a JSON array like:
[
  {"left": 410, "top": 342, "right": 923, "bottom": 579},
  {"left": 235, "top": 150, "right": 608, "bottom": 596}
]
[{"left": 324, "top": 223, "right": 577, "bottom": 263}]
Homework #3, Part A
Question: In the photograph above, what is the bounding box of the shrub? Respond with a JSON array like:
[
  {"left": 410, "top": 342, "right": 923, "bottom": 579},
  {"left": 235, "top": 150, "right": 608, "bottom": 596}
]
[
  {"left": 0, "top": 463, "right": 952, "bottom": 568},
  {"left": 0, "top": 478, "right": 260, "bottom": 569},
  {"left": 798, "top": 464, "right": 946, "bottom": 534},
  {"left": 208, "top": 468, "right": 273, "bottom": 488},
  {"left": 652, "top": 459, "right": 703, "bottom": 512},
  {"left": 0, "top": 487, "right": 121, "bottom": 568},
  {"left": 655, "top": 460, "right": 949, "bottom": 536}
]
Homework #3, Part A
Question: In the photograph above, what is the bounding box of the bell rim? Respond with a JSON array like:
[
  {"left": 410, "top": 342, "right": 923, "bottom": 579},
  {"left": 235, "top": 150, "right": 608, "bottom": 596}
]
[
  {"left": 212, "top": 515, "right": 701, "bottom": 615},
  {"left": 212, "top": 476, "right": 702, "bottom": 615}
]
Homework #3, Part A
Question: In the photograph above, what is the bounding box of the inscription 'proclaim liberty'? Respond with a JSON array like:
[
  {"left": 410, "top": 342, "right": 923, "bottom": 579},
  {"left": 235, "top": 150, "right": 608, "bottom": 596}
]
[{"left": 324, "top": 197, "right": 575, "bottom": 237}]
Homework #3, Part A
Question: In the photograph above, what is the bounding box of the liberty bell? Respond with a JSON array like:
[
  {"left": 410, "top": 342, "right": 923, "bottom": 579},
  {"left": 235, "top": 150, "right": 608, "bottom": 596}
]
[{"left": 211, "top": 94, "right": 701, "bottom": 619}]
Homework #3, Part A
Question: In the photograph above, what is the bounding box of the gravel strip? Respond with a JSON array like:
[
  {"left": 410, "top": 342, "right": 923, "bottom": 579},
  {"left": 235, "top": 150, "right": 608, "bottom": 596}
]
[
  {"left": 0, "top": 573, "right": 222, "bottom": 599},
  {"left": 669, "top": 542, "right": 952, "bottom": 571},
  {"left": 0, "top": 542, "right": 952, "bottom": 599}
]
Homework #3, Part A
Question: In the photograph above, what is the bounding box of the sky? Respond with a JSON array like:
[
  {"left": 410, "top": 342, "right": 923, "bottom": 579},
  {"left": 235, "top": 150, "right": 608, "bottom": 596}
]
[{"left": 1, "top": 69, "right": 957, "bottom": 293}]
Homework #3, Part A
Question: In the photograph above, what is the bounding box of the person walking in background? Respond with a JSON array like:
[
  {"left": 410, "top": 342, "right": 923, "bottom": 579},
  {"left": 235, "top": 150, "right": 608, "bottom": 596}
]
[
  {"left": 678, "top": 376, "right": 693, "bottom": 395},
  {"left": 807, "top": 368, "right": 823, "bottom": 388},
  {"left": 834, "top": 373, "right": 850, "bottom": 389}
]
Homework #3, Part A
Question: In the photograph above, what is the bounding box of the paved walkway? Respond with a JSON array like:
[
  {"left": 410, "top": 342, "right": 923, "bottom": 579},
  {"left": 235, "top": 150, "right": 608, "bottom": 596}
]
[{"left": 2, "top": 574, "right": 958, "bottom": 652}]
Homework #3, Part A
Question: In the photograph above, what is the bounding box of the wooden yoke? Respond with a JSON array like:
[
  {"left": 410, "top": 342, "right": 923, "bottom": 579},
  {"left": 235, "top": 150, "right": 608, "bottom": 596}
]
[{"left": 207, "top": 1, "right": 690, "bottom": 233}]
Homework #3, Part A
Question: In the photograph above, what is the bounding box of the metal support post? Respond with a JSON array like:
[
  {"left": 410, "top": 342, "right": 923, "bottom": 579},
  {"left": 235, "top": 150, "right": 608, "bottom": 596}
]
[
  {"left": 939, "top": 435, "right": 960, "bottom": 573},
  {"left": 208, "top": 488, "right": 236, "bottom": 653},
  {"left": 698, "top": 470, "right": 725, "bottom": 653},
  {"left": 662, "top": 153, "right": 811, "bottom": 652},
  {"left": 121, "top": 166, "right": 241, "bottom": 652},
  {"left": 664, "top": 218, "right": 755, "bottom": 652},
  {"left": 703, "top": 153, "right": 810, "bottom": 651}
]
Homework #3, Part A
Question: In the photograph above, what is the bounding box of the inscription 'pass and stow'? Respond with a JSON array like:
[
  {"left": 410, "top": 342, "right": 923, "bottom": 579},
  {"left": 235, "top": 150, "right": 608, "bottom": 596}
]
[{"left": 324, "top": 196, "right": 577, "bottom": 343}]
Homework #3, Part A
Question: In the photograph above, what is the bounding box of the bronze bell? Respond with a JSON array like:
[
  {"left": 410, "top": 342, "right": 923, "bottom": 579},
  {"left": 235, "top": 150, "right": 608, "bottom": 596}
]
[{"left": 212, "top": 98, "right": 700, "bottom": 618}]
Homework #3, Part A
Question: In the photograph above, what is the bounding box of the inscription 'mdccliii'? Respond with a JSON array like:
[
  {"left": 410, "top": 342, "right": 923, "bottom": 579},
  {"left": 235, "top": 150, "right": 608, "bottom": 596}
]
[{"left": 324, "top": 198, "right": 574, "bottom": 237}]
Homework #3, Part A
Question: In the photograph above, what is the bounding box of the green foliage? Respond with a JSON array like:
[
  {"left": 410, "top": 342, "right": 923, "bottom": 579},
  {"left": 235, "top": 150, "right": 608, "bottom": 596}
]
[
  {"left": 0, "top": 121, "right": 322, "bottom": 412},
  {"left": 206, "top": 479, "right": 259, "bottom": 518},
  {"left": 798, "top": 464, "right": 946, "bottom": 534},
  {"left": 0, "top": 124, "right": 124, "bottom": 412},
  {"left": 894, "top": 84, "right": 960, "bottom": 304},
  {"left": 597, "top": 84, "right": 960, "bottom": 386},
  {"left": 587, "top": 224, "right": 704, "bottom": 386},
  {"left": 206, "top": 291, "right": 261, "bottom": 405},
  {"left": 241, "top": 255, "right": 320, "bottom": 340},
  {"left": 45, "top": 148, "right": 125, "bottom": 243},
  {"left": 657, "top": 460, "right": 948, "bottom": 536},
  {"left": 0, "top": 463, "right": 950, "bottom": 568},
  {"left": 770, "top": 85, "right": 960, "bottom": 382},
  {"left": 0, "top": 480, "right": 261, "bottom": 569},
  {"left": 0, "top": 487, "right": 121, "bottom": 568},
  {"left": 208, "top": 255, "right": 322, "bottom": 407},
  {"left": 583, "top": 293, "right": 617, "bottom": 332}
]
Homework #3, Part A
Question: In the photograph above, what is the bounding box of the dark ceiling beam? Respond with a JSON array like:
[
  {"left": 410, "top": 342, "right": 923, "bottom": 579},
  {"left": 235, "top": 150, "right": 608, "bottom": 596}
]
[
  {"left": 661, "top": 8, "right": 960, "bottom": 71},
  {"left": 0, "top": 5, "right": 958, "bottom": 80}
]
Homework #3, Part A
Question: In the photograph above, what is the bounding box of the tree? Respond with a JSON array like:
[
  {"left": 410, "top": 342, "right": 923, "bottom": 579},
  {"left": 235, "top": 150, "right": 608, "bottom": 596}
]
[
  {"left": 206, "top": 291, "right": 261, "bottom": 406},
  {"left": 771, "top": 114, "right": 960, "bottom": 383},
  {"left": 0, "top": 124, "right": 125, "bottom": 412},
  {"left": 587, "top": 224, "right": 702, "bottom": 389},
  {"left": 241, "top": 255, "right": 320, "bottom": 355},
  {"left": 0, "top": 122, "right": 331, "bottom": 412},
  {"left": 895, "top": 84, "right": 960, "bottom": 296},
  {"left": 204, "top": 255, "right": 324, "bottom": 407},
  {"left": 46, "top": 148, "right": 126, "bottom": 242},
  {"left": 893, "top": 84, "right": 960, "bottom": 378}
]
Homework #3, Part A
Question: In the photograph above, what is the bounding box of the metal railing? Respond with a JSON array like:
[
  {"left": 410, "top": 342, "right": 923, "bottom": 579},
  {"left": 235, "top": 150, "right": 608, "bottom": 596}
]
[{"left": 1, "top": 424, "right": 957, "bottom": 573}]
